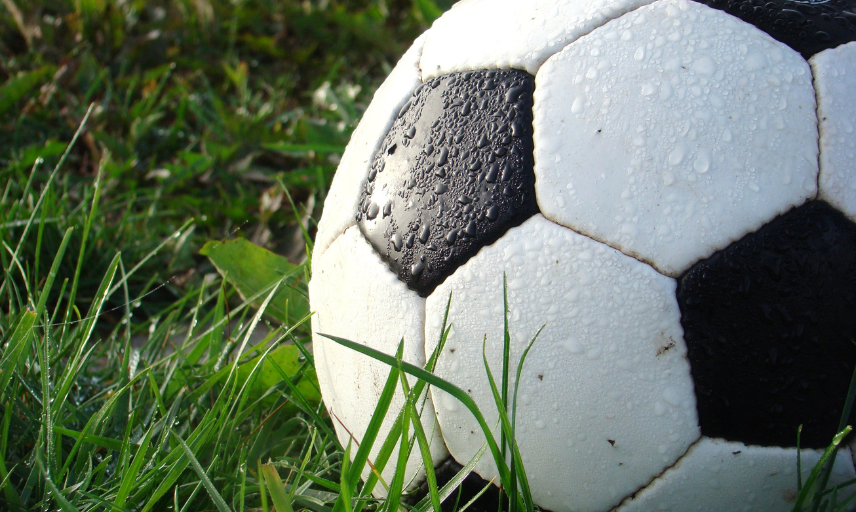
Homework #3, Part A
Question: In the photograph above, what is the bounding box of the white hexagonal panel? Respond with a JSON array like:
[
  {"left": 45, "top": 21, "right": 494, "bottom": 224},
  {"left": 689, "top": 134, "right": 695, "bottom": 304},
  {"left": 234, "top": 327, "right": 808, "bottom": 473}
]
[
  {"left": 313, "top": 34, "right": 425, "bottom": 262},
  {"left": 812, "top": 41, "right": 856, "bottom": 223},
  {"left": 618, "top": 438, "right": 856, "bottom": 512},
  {"left": 533, "top": 0, "right": 818, "bottom": 276},
  {"left": 419, "top": 0, "right": 654, "bottom": 80},
  {"left": 309, "top": 226, "right": 447, "bottom": 491},
  {"left": 425, "top": 215, "right": 699, "bottom": 512}
]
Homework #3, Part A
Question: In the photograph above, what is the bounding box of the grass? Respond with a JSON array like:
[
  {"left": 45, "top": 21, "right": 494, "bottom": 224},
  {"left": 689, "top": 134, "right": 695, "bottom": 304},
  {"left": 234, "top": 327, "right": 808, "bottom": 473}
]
[
  {"left": 0, "top": 0, "right": 453, "bottom": 312},
  {"left": 2, "top": 1, "right": 856, "bottom": 511},
  {"left": 0, "top": 120, "right": 331, "bottom": 511}
]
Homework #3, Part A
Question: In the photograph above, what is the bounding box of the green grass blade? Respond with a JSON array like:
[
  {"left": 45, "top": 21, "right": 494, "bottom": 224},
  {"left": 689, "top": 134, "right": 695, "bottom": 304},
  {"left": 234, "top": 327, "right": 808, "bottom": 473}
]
[
  {"left": 4, "top": 104, "right": 93, "bottom": 276},
  {"left": 0, "top": 311, "right": 36, "bottom": 400},
  {"left": 56, "top": 372, "right": 147, "bottom": 480},
  {"left": 354, "top": 298, "right": 454, "bottom": 512},
  {"left": 37, "top": 321, "right": 54, "bottom": 479},
  {"left": 141, "top": 438, "right": 194, "bottom": 511},
  {"left": 340, "top": 442, "right": 353, "bottom": 512},
  {"left": 331, "top": 341, "right": 404, "bottom": 512},
  {"left": 173, "top": 430, "right": 233, "bottom": 512},
  {"left": 320, "top": 333, "right": 514, "bottom": 499},
  {"left": 346, "top": 341, "right": 404, "bottom": 486},
  {"left": 806, "top": 358, "right": 856, "bottom": 511},
  {"left": 114, "top": 424, "right": 155, "bottom": 507},
  {"left": 32, "top": 226, "right": 73, "bottom": 321},
  {"left": 411, "top": 442, "right": 489, "bottom": 512},
  {"left": 37, "top": 455, "right": 80, "bottom": 512},
  {"left": 262, "top": 464, "right": 296, "bottom": 512},
  {"left": 60, "top": 125, "right": 103, "bottom": 332},
  {"left": 290, "top": 427, "right": 318, "bottom": 501},
  {"left": 383, "top": 387, "right": 411, "bottom": 512},
  {"left": 457, "top": 478, "right": 495, "bottom": 512},
  {"left": 510, "top": 326, "right": 543, "bottom": 512},
  {"left": 0, "top": 399, "right": 23, "bottom": 506},
  {"left": 53, "top": 253, "right": 121, "bottom": 416},
  {"left": 351, "top": 413, "right": 403, "bottom": 512},
  {"left": 267, "top": 356, "right": 334, "bottom": 441},
  {"left": 792, "top": 426, "right": 853, "bottom": 511},
  {"left": 399, "top": 377, "right": 441, "bottom": 512},
  {"left": 481, "top": 336, "right": 532, "bottom": 512},
  {"left": 501, "top": 275, "right": 511, "bottom": 463}
]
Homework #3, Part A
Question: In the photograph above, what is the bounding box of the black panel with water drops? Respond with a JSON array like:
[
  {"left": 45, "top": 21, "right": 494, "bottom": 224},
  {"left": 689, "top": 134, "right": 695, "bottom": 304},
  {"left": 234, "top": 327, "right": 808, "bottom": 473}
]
[
  {"left": 356, "top": 69, "right": 539, "bottom": 296},
  {"left": 691, "top": 0, "right": 856, "bottom": 58},
  {"left": 677, "top": 201, "right": 856, "bottom": 449}
]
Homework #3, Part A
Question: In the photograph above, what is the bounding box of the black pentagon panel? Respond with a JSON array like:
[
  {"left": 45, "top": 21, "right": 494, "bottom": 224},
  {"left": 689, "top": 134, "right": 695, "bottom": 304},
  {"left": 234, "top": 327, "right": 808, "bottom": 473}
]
[
  {"left": 356, "top": 69, "right": 539, "bottom": 296},
  {"left": 691, "top": 0, "right": 856, "bottom": 58},
  {"left": 677, "top": 201, "right": 856, "bottom": 449}
]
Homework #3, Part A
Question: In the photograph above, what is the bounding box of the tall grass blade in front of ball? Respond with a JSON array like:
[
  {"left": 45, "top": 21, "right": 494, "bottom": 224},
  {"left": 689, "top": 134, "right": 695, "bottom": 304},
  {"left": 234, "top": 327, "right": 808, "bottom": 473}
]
[
  {"left": 361, "top": 295, "right": 494, "bottom": 512},
  {"left": 323, "top": 284, "right": 540, "bottom": 512},
  {"left": 398, "top": 354, "right": 443, "bottom": 512},
  {"left": 791, "top": 425, "right": 853, "bottom": 512},
  {"left": 332, "top": 297, "right": 454, "bottom": 512},
  {"left": 331, "top": 341, "right": 405, "bottom": 509},
  {"left": 813, "top": 357, "right": 856, "bottom": 512},
  {"left": 790, "top": 356, "right": 856, "bottom": 512},
  {"left": 485, "top": 275, "right": 543, "bottom": 512}
]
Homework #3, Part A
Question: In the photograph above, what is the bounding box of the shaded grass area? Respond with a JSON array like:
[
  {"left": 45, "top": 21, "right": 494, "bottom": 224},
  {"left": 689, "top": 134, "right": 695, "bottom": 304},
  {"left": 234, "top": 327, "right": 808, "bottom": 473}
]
[
  {"left": 0, "top": 0, "right": 451, "bottom": 311},
  {"left": 0, "top": 111, "right": 336, "bottom": 512}
]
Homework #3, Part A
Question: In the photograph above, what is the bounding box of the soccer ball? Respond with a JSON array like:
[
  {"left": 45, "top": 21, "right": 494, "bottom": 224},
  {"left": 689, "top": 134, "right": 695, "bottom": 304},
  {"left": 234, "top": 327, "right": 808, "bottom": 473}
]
[{"left": 308, "top": 0, "right": 856, "bottom": 510}]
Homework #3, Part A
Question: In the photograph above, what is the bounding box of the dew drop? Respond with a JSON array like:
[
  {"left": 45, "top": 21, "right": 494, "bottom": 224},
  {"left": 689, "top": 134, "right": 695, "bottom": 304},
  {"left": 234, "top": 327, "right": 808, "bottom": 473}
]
[
  {"left": 560, "top": 337, "right": 584, "bottom": 354},
  {"left": 412, "top": 259, "right": 425, "bottom": 277},
  {"left": 486, "top": 205, "right": 500, "bottom": 221},
  {"left": 692, "top": 55, "right": 717, "bottom": 76},
  {"left": 367, "top": 203, "right": 379, "bottom": 220},
  {"left": 437, "top": 147, "right": 449, "bottom": 165},
  {"left": 465, "top": 220, "right": 477, "bottom": 236},
  {"left": 669, "top": 143, "right": 687, "bottom": 166},
  {"left": 486, "top": 163, "right": 499, "bottom": 183},
  {"left": 694, "top": 149, "right": 711, "bottom": 174}
]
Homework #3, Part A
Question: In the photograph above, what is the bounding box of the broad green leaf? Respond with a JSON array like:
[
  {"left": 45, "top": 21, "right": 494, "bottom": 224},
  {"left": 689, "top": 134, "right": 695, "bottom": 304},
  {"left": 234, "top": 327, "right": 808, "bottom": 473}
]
[
  {"left": 11, "top": 141, "right": 67, "bottom": 171},
  {"left": 413, "top": 0, "right": 443, "bottom": 23},
  {"left": 200, "top": 238, "right": 308, "bottom": 325},
  {"left": 237, "top": 344, "right": 321, "bottom": 405},
  {"left": 76, "top": 0, "right": 107, "bottom": 16},
  {"left": 0, "top": 67, "right": 55, "bottom": 117},
  {"left": 263, "top": 142, "right": 345, "bottom": 156}
]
